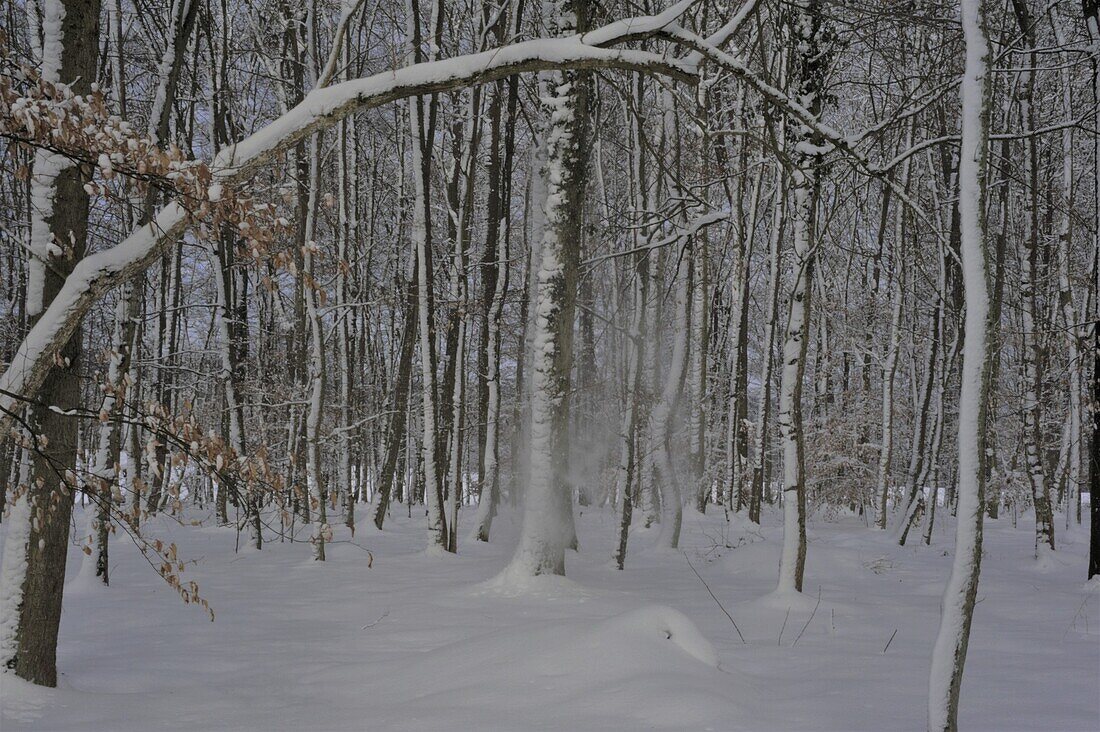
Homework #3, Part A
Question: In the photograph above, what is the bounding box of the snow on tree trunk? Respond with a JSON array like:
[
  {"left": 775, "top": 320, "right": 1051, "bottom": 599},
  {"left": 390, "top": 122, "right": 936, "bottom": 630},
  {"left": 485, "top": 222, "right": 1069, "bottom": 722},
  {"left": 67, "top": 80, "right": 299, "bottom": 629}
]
[
  {"left": 650, "top": 237, "right": 691, "bottom": 550},
  {"left": 751, "top": 168, "right": 785, "bottom": 525},
  {"left": 303, "top": 132, "right": 328, "bottom": 561},
  {"left": 776, "top": 0, "right": 829, "bottom": 595},
  {"left": 1047, "top": 55, "right": 1082, "bottom": 526},
  {"left": 2, "top": 0, "right": 100, "bottom": 687},
  {"left": 473, "top": 253, "right": 506, "bottom": 541},
  {"left": 727, "top": 129, "right": 762, "bottom": 514},
  {"left": 1010, "top": 0, "right": 1055, "bottom": 557},
  {"left": 689, "top": 234, "right": 708, "bottom": 513},
  {"left": 406, "top": 0, "right": 448, "bottom": 553},
  {"left": 505, "top": 0, "right": 590, "bottom": 578},
  {"left": 928, "top": 0, "right": 992, "bottom": 726},
  {"left": 613, "top": 83, "right": 649, "bottom": 568},
  {"left": 87, "top": 284, "right": 138, "bottom": 583},
  {"left": 0, "top": 444, "right": 33, "bottom": 671},
  {"left": 336, "top": 36, "right": 357, "bottom": 535}
]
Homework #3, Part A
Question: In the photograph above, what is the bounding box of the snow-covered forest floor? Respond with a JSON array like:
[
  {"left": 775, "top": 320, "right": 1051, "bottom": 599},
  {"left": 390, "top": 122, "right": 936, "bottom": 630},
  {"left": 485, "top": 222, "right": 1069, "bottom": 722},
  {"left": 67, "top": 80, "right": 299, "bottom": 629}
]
[{"left": 1, "top": 504, "right": 1097, "bottom": 731}]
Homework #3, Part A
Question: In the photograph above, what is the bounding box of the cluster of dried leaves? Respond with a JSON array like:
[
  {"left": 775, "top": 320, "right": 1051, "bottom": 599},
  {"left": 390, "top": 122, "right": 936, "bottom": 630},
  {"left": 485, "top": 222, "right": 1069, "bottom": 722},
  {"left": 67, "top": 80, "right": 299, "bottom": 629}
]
[
  {"left": 0, "top": 37, "right": 322, "bottom": 619},
  {"left": 1, "top": 35, "right": 294, "bottom": 267}
]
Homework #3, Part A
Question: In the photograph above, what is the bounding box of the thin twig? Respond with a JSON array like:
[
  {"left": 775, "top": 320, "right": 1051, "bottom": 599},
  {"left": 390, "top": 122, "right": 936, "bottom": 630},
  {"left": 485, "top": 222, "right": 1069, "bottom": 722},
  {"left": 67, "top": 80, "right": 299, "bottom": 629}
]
[
  {"left": 791, "top": 586, "right": 822, "bottom": 647},
  {"left": 361, "top": 609, "right": 390, "bottom": 630},
  {"left": 883, "top": 629, "right": 899, "bottom": 653},
  {"left": 683, "top": 552, "right": 746, "bottom": 643}
]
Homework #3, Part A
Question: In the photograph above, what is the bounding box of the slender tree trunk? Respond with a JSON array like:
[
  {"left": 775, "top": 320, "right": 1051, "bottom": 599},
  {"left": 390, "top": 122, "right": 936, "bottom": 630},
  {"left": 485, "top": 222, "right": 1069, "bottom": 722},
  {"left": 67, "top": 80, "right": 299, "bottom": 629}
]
[
  {"left": 1011, "top": 0, "right": 1055, "bottom": 556},
  {"left": 776, "top": 0, "right": 829, "bottom": 594},
  {"left": 613, "top": 78, "right": 649, "bottom": 568},
  {"left": 373, "top": 262, "right": 418, "bottom": 529},
  {"left": 1085, "top": 0, "right": 1100, "bottom": 581},
  {"left": 928, "top": 0, "right": 992, "bottom": 724},
  {"left": 750, "top": 165, "right": 785, "bottom": 525},
  {"left": 406, "top": 0, "right": 448, "bottom": 552},
  {"left": 728, "top": 147, "right": 762, "bottom": 513},
  {"left": 651, "top": 236, "right": 691, "bottom": 549},
  {"left": 877, "top": 254, "right": 903, "bottom": 530}
]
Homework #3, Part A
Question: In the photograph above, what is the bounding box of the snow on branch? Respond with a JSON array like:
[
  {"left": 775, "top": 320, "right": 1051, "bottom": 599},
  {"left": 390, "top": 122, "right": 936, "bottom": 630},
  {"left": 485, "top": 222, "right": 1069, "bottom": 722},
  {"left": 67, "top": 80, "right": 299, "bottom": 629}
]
[{"left": 0, "top": 10, "right": 699, "bottom": 436}]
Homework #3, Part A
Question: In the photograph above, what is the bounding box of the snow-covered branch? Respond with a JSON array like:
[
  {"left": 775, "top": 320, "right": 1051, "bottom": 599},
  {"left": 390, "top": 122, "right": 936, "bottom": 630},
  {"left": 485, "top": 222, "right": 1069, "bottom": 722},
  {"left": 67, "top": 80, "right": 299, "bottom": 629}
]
[{"left": 0, "top": 15, "right": 698, "bottom": 435}]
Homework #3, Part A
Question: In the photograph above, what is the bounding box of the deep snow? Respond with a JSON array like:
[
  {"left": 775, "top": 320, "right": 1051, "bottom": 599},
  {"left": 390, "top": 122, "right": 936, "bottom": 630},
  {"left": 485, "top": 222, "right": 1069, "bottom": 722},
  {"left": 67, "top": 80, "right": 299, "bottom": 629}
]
[{"left": 1, "top": 503, "right": 1097, "bottom": 731}]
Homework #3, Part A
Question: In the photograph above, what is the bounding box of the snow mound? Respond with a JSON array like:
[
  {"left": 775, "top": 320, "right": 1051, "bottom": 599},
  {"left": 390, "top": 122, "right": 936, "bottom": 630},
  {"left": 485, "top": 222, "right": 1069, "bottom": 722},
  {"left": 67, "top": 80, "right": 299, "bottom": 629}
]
[
  {"left": 592, "top": 605, "right": 719, "bottom": 667},
  {"left": 340, "top": 603, "right": 732, "bottom": 731},
  {"left": 477, "top": 562, "right": 590, "bottom": 600}
]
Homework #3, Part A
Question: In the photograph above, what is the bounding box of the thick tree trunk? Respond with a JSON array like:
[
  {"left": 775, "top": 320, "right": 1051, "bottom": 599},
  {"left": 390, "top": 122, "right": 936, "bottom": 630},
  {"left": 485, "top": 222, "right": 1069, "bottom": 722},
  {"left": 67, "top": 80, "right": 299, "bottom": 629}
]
[
  {"left": 0, "top": 0, "right": 101, "bottom": 686},
  {"left": 507, "top": 0, "right": 591, "bottom": 578}
]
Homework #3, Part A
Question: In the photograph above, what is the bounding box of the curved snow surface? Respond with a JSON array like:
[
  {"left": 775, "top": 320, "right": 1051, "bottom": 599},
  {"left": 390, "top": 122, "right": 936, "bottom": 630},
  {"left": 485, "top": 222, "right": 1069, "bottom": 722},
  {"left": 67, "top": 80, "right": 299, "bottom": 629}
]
[{"left": 1, "top": 506, "right": 1097, "bottom": 730}]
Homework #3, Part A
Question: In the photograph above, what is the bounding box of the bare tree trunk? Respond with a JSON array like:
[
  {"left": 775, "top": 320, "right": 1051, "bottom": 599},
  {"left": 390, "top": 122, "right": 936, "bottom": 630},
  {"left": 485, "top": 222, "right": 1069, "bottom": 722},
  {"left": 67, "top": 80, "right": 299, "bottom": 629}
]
[
  {"left": 1085, "top": 0, "right": 1100, "bottom": 581},
  {"left": 507, "top": 0, "right": 590, "bottom": 578},
  {"left": 1011, "top": 0, "right": 1055, "bottom": 556},
  {"left": 928, "top": 0, "right": 992, "bottom": 724},
  {"left": 373, "top": 262, "right": 418, "bottom": 529},
  {"left": 473, "top": 34, "right": 519, "bottom": 540},
  {"left": 728, "top": 135, "right": 762, "bottom": 514},
  {"left": 750, "top": 166, "right": 785, "bottom": 525},
  {"left": 613, "top": 77, "right": 649, "bottom": 568},
  {"left": 407, "top": 0, "right": 448, "bottom": 552},
  {"left": 877, "top": 252, "right": 903, "bottom": 530},
  {"left": 902, "top": 239, "right": 947, "bottom": 545},
  {"left": 689, "top": 234, "right": 709, "bottom": 513},
  {"left": 776, "top": 0, "right": 829, "bottom": 595},
  {"left": 0, "top": 0, "right": 101, "bottom": 686}
]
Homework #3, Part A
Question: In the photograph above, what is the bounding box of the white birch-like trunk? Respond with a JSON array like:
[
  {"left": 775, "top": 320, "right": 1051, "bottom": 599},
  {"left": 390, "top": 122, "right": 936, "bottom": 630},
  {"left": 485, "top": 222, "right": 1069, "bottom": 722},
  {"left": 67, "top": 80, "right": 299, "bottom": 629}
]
[
  {"left": 336, "top": 29, "right": 356, "bottom": 535},
  {"left": 928, "top": 0, "right": 991, "bottom": 725},
  {"left": 776, "top": 0, "right": 827, "bottom": 594},
  {"left": 407, "top": 0, "right": 447, "bottom": 553},
  {"left": 650, "top": 240, "right": 691, "bottom": 549},
  {"left": 1012, "top": 0, "right": 1055, "bottom": 554},
  {"left": 750, "top": 169, "right": 785, "bottom": 524},
  {"left": 727, "top": 148, "right": 762, "bottom": 513}
]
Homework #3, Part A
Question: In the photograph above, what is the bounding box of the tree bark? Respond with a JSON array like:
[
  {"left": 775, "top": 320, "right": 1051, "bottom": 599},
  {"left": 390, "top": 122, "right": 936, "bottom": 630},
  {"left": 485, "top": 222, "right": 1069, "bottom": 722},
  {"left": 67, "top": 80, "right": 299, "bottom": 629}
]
[
  {"left": 0, "top": 0, "right": 101, "bottom": 686},
  {"left": 507, "top": 0, "right": 591, "bottom": 577},
  {"left": 927, "top": 0, "right": 992, "bottom": 725}
]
